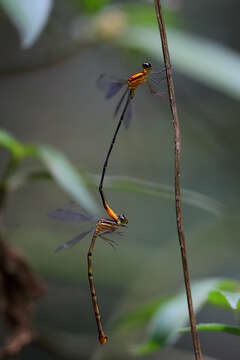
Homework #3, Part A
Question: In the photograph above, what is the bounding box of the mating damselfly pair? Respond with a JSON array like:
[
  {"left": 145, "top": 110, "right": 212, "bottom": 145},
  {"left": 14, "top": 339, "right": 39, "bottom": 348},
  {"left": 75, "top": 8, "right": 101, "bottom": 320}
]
[{"left": 51, "top": 62, "right": 166, "bottom": 344}]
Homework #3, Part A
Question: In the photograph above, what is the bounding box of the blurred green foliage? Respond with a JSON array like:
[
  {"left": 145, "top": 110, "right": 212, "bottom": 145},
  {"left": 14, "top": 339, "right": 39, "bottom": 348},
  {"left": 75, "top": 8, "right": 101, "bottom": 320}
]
[
  {"left": 113, "top": 278, "right": 240, "bottom": 354},
  {"left": 121, "top": 3, "right": 179, "bottom": 28},
  {"left": 0, "top": 129, "right": 222, "bottom": 217},
  {"left": 0, "top": 0, "right": 53, "bottom": 47},
  {"left": 1, "top": 0, "right": 240, "bottom": 357},
  {"left": 2, "top": 0, "right": 240, "bottom": 99},
  {"left": 181, "top": 323, "right": 240, "bottom": 336},
  {"left": 70, "top": 0, "right": 111, "bottom": 13},
  {"left": 0, "top": 129, "right": 99, "bottom": 215}
]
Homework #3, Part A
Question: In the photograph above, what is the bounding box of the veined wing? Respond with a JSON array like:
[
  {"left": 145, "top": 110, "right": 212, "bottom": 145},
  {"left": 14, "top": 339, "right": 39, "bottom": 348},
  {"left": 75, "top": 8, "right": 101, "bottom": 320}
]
[
  {"left": 123, "top": 98, "right": 133, "bottom": 129},
  {"left": 99, "top": 229, "right": 124, "bottom": 249},
  {"left": 49, "top": 209, "right": 94, "bottom": 222},
  {"left": 116, "top": 90, "right": 133, "bottom": 129},
  {"left": 97, "top": 74, "right": 127, "bottom": 99},
  {"left": 49, "top": 202, "right": 97, "bottom": 223},
  {"left": 55, "top": 227, "right": 95, "bottom": 253},
  {"left": 113, "top": 87, "right": 129, "bottom": 117}
]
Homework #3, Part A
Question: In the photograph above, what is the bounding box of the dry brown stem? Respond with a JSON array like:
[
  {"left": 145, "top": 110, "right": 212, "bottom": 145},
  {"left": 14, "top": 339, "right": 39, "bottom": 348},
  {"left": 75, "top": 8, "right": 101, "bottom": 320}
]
[{"left": 153, "top": 1, "right": 203, "bottom": 359}]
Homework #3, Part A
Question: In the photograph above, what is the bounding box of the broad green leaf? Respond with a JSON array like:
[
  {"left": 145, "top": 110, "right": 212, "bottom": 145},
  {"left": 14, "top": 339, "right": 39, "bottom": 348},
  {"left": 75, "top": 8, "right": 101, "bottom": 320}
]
[
  {"left": 88, "top": 175, "right": 223, "bottom": 216},
  {"left": 36, "top": 145, "right": 99, "bottom": 216},
  {"left": 0, "top": 129, "right": 26, "bottom": 158},
  {"left": 113, "top": 281, "right": 240, "bottom": 335},
  {"left": 122, "top": 3, "right": 179, "bottom": 28},
  {"left": 215, "top": 280, "right": 240, "bottom": 292},
  {"left": 213, "top": 291, "right": 240, "bottom": 311},
  {"left": 207, "top": 290, "right": 231, "bottom": 310},
  {"left": 136, "top": 278, "right": 223, "bottom": 355},
  {"left": 220, "top": 291, "right": 240, "bottom": 310},
  {"left": 70, "top": 0, "right": 110, "bottom": 13},
  {"left": 7, "top": 170, "right": 223, "bottom": 216},
  {"left": 208, "top": 281, "right": 240, "bottom": 310},
  {"left": 181, "top": 323, "right": 240, "bottom": 336},
  {"left": 0, "top": 129, "right": 99, "bottom": 216},
  {"left": 112, "top": 296, "right": 173, "bottom": 332},
  {"left": 118, "top": 26, "right": 240, "bottom": 100},
  {"left": 136, "top": 340, "right": 162, "bottom": 355},
  {"left": 0, "top": 0, "right": 53, "bottom": 48}
]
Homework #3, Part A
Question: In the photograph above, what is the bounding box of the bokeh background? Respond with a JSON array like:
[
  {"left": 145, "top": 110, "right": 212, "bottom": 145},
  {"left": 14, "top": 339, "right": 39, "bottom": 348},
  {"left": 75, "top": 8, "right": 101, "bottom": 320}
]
[{"left": 0, "top": 0, "right": 240, "bottom": 359}]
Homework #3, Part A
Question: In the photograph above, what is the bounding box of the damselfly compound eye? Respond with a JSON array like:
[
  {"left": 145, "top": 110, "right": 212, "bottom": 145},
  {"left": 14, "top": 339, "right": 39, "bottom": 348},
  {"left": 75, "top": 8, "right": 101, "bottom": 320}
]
[
  {"left": 142, "top": 62, "right": 152, "bottom": 69},
  {"left": 119, "top": 214, "right": 128, "bottom": 224}
]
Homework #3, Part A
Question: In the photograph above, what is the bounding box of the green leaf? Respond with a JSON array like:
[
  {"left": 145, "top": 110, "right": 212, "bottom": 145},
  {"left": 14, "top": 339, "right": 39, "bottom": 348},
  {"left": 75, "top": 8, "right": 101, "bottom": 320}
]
[
  {"left": 136, "top": 339, "right": 162, "bottom": 355},
  {"left": 70, "top": 0, "right": 110, "bottom": 13},
  {"left": 220, "top": 291, "right": 240, "bottom": 310},
  {"left": 209, "top": 291, "right": 240, "bottom": 311},
  {"left": 118, "top": 26, "right": 240, "bottom": 100},
  {"left": 0, "top": 129, "right": 99, "bottom": 216},
  {"left": 0, "top": 0, "right": 53, "bottom": 48},
  {"left": 88, "top": 175, "right": 223, "bottom": 216},
  {"left": 208, "top": 280, "right": 240, "bottom": 310},
  {"left": 181, "top": 323, "right": 240, "bottom": 336},
  {"left": 136, "top": 278, "right": 224, "bottom": 355},
  {"left": 0, "top": 129, "right": 25, "bottom": 158},
  {"left": 35, "top": 145, "right": 99, "bottom": 216},
  {"left": 113, "top": 296, "right": 173, "bottom": 332},
  {"left": 215, "top": 279, "right": 240, "bottom": 292},
  {"left": 115, "top": 279, "right": 240, "bottom": 354},
  {"left": 121, "top": 3, "right": 179, "bottom": 28},
  {"left": 207, "top": 290, "right": 231, "bottom": 310},
  {"left": 7, "top": 170, "right": 223, "bottom": 216}
]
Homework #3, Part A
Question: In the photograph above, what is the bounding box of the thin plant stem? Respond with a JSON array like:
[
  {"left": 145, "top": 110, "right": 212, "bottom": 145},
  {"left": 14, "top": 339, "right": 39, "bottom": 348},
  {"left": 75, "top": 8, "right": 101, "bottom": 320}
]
[{"left": 153, "top": 1, "right": 203, "bottom": 359}]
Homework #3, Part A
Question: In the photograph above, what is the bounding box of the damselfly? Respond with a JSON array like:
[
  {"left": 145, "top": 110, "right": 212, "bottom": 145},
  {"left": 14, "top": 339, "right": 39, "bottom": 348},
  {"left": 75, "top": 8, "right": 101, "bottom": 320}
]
[
  {"left": 50, "top": 204, "right": 128, "bottom": 344},
  {"left": 98, "top": 62, "right": 166, "bottom": 221}
]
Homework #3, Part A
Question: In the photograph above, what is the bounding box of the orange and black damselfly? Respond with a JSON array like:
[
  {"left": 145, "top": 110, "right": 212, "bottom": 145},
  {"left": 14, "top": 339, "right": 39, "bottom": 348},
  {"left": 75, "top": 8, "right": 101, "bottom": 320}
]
[
  {"left": 98, "top": 62, "right": 166, "bottom": 221},
  {"left": 49, "top": 204, "right": 128, "bottom": 344}
]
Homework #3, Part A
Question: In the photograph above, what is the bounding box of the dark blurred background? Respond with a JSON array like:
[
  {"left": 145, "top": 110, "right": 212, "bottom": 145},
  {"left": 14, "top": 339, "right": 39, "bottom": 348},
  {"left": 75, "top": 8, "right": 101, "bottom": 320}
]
[{"left": 0, "top": 0, "right": 240, "bottom": 359}]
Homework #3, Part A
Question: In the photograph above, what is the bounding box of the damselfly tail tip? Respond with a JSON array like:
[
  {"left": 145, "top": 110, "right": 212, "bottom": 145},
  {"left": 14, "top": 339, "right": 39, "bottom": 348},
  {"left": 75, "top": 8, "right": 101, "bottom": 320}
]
[{"left": 99, "top": 333, "right": 108, "bottom": 344}]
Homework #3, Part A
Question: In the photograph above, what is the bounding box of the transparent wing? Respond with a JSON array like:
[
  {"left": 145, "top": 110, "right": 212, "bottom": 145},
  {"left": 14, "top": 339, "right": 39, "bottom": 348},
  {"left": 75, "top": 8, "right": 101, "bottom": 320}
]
[
  {"left": 146, "top": 79, "right": 165, "bottom": 97},
  {"left": 147, "top": 66, "right": 167, "bottom": 95},
  {"left": 99, "top": 228, "right": 124, "bottom": 237},
  {"left": 99, "top": 228, "right": 124, "bottom": 249},
  {"left": 149, "top": 76, "right": 166, "bottom": 86},
  {"left": 97, "top": 74, "right": 127, "bottom": 99},
  {"left": 117, "top": 91, "right": 133, "bottom": 129},
  {"left": 113, "top": 87, "right": 129, "bottom": 118},
  {"left": 49, "top": 202, "right": 97, "bottom": 223},
  {"left": 49, "top": 209, "right": 93, "bottom": 222},
  {"left": 151, "top": 67, "right": 166, "bottom": 75},
  {"left": 100, "top": 235, "right": 119, "bottom": 249},
  {"left": 123, "top": 99, "right": 133, "bottom": 129},
  {"left": 55, "top": 227, "right": 95, "bottom": 253}
]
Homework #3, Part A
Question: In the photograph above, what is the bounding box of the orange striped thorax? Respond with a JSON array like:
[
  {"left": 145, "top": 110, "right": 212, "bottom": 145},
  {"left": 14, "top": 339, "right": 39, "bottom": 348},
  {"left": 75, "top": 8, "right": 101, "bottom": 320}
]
[
  {"left": 96, "top": 218, "right": 118, "bottom": 234},
  {"left": 96, "top": 215, "right": 128, "bottom": 235},
  {"left": 128, "top": 62, "right": 152, "bottom": 96}
]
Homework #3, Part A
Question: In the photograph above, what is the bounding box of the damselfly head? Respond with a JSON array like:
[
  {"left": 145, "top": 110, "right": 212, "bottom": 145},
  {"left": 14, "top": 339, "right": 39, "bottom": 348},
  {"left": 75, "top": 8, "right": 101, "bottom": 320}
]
[
  {"left": 118, "top": 214, "right": 128, "bottom": 225},
  {"left": 142, "top": 62, "right": 152, "bottom": 72}
]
